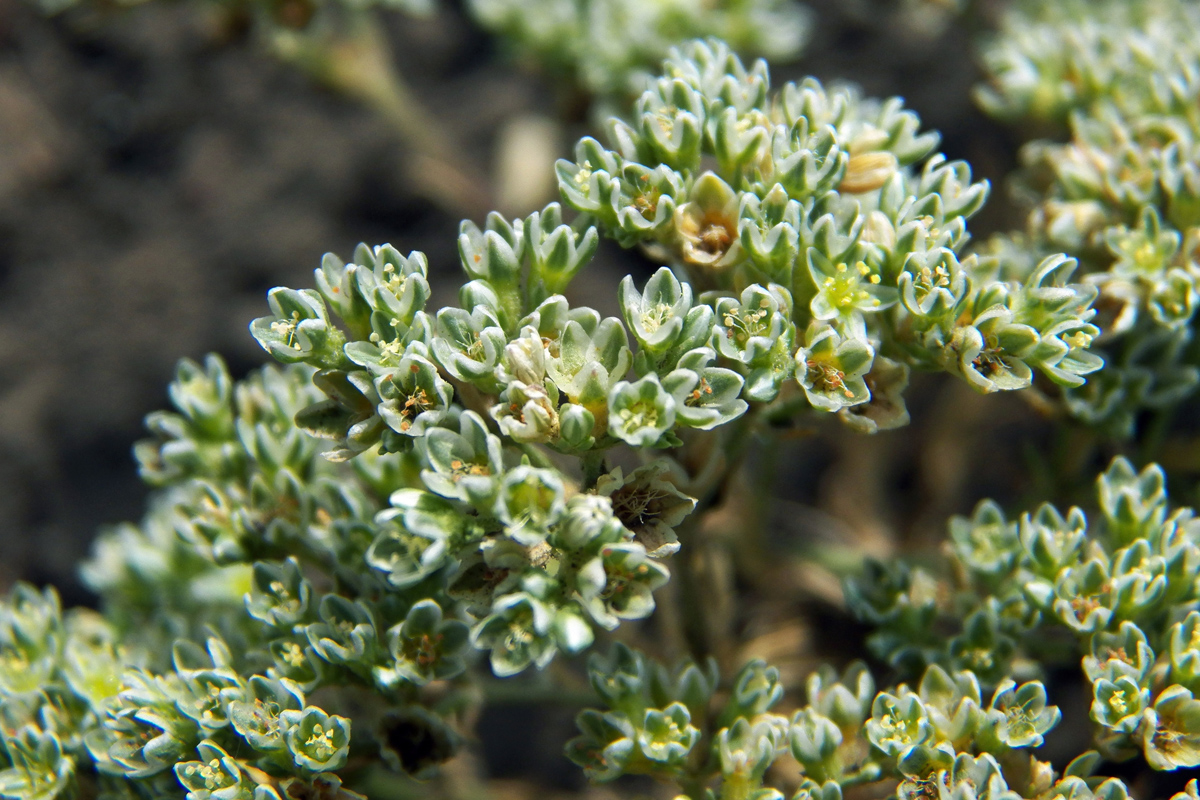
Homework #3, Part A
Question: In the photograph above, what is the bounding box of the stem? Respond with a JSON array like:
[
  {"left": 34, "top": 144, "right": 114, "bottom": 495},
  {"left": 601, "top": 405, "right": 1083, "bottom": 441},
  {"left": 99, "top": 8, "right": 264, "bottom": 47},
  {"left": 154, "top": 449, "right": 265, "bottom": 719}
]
[
  {"left": 581, "top": 450, "right": 606, "bottom": 491},
  {"left": 269, "top": 19, "right": 493, "bottom": 220},
  {"left": 670, "top": 409, "right": 766, "bottom": 665},
  {"left": 1139, "top": 405, "right": 1178, "bottom": 467},
  {"left": 516, "top": 443, "right": 558, "bottom": 470},
  {"left": 678, "top": 770, "right": 716, "bottom": 800}
]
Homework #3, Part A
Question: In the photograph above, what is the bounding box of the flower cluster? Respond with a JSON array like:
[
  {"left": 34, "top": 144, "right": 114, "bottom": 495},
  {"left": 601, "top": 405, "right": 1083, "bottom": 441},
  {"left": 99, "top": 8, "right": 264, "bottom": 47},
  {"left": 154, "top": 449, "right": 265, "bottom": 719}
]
[
  {"left": 977, "top": 0, "right": 1200, "bottom": 433},
  {"left": 558, "top": 39, "right": 1102, "bottom": 429},
  {"left": 0, "top": 582, "right": 373, "bottom": 800},
  {"left": 567, "top": 640, "right": 1186, "bottom": 800},
  {"left": 467, "top": 0, "right": 810, "bottom": 101},
  {"left": 849, "top": 457, "right": 1200, "bottom": 771},
  {"left": 0, "top": 586, "right": 117, "bottom": 800},
  {"left": 0, "top": 33, "right": 1163, "bottom": 800},
  {"left": 247, "top": 233, "right": 703, "bottom": 664}
]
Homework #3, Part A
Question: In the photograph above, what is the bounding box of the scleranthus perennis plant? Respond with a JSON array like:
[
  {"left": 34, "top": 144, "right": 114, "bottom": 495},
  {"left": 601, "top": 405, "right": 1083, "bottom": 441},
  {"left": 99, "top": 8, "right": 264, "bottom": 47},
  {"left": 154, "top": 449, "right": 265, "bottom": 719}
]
[
  {"left": 977, "top": 0, "right": 1200, "bottom": 435},
  {"left": 848, "top": 456, "right": 1200, "bottom": 775},
  {"left": 10, "top": 31, "right": 1200, "bottom": 800}
]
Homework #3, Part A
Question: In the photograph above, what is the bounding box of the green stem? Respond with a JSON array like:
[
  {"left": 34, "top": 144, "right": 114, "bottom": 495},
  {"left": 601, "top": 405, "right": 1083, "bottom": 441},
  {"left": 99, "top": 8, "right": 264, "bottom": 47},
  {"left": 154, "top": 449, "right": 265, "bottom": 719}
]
[
  {"left": 678, "top": 770, "right": 716, "bottom": 800},
  {"left": 517, "top": 443, "right": 558, "bottom": 470},
  {"left": 581, "top": 450, "right": 607, "bottom": 491},
  {"left": 270, "top": 19, "right": 492, "bottom": 220},
  {"left": 671, "top": 411, "right": 764, "bottom": 664},
  {"left": 1139, "top": 405, "right": 1178, "bottom": 467}
]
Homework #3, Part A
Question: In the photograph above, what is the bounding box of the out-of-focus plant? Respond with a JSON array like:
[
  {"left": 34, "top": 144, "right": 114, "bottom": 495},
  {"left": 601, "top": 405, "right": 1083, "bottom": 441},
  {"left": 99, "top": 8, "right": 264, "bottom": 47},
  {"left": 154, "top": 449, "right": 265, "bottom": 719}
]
[
  {"left": 977, "top": 0, "right": 1200, "bottom": 436},
  {"left": 467, "top": 0, "right": 810, "bottom": 104},
  {"left": 849, "top": 456, "right": 1200, "bottom": 773}
]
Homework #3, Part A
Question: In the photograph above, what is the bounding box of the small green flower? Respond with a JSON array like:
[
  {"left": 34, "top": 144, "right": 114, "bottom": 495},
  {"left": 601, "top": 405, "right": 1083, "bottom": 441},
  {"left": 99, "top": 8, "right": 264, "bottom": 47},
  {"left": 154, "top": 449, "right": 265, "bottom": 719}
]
[
  {"left": 556, "top": 137, "right": 622, "bottom": 217},
  {"left": 985, "top": 679, "right": 1060, "bottom": 750},
  {"left": 491, "top": 380, "right": 560, "bottom": 443},
  {"left": 795, "top": 325, "right": 874, "bottom": 412},
  {"left": 578, "top": 543, "right": 669, "bottom": 629},
  {"left": 245, "top": 558, "right": 311, "bottom": 629},
  {"left": 430, "top": 306, "right": 506, "bottom": 390},
  {"left": 375, "top": 352, "right": 453, "bottom": 438},
  {"left": 471, "top": 593, "right": 556, "bottom": 677},
  {"left": 551, "top": 494, "right": 628, "bottom": 555},
  {"left": 565, "top": 709, "right": 635, "bottom": 782},
  {"left": 458, "top": 212, "right": 524, "bottom": 287},
  {"left": 1106, "top": 206, "right": 1181, "bottom": 281},
  {"left": 620, "top": 267, "right": 693, "bottom": 354},
  {"left": 0, "top": 585, "right": 61, "bottom": 696},
  {"left": 1147, "top": 268, "right": 1199, "bottom": 329},
  {"left": 806, "top": 662, "right": 874, "bottom": 734},
  {"left": 305, "top": 595, "right": 378, "bottom": 668},
  {"left": 282, "top": 707, "right": 351, "bottom": 773},
  {"left": 545, "top": 314, "right": 631, "bottom": 406},
  {"left": 638, "top": 703, "right": 700, "bottom": 765},
  {"left": 495, "top": 467, "right": 567, "bottom": 546},
  {"left": 608, "top": 375, "right": 676, "bottom": 447},
  {"left": 174, "top": 740, "right": 247, "bottom": 800},
  {"left": 341, "top": 243, "right": 430, "bottom": 339},
  {"left": 738, "top": 184, "right": 801, "bottom": 284},
  {"left": 716, "top": 717, "right": 782, "bottom": 782},
  {"left": 60, "top": 611, "right": 123, "bottom": 710},
  {"left": 928, "top": 753, "right": 1012, "bottom": 800},
  {"left": 1170, "top": 612, "right": 1200, "bottom": 690},
  {"left": 1018, "top": 502, "right": 1088, "bottom": 580},
  {"left": 1109, "top": 539, "right": 1167, "bottom": 618},
  {"left": 948, "top": 500, "right": 1019, "bottom": 580},
  {"left": 1051, "top": 558, "right": 1114, "bottom": 634},
  {"left": 498, "top": 326, "right": 548, "bottom": 385},
  {"left": 525, "top": 204, "right": 599, "bottom": 297},
  {"left": 637, "top": 87, "right": 705, "bottom": 173},
  {"left": 225, "top": 676, "right": 304, "bottom": 753},
  {"left": 367, "top": 495, "right": 452, "bottom": 589},
  {"left": 723, "top": 660, "right": 784, "bottom": 723},
  {"left": 381, "top": 600, "right": 469, "bottom": 687},
  {"left": 585, "top": 642, "right": 648, "bottom": 707},
  {"left": 417, "top": 410, "right": 505, "bottom": 509},
  {"left": 0, "top": 727, "right": 74, "bottom": 800},
  {"left": 918, "top": 665, "right": 983, "bottom": 749},
  {"left": 611, "top": 164, "right": 683, "bottom": 244},
  {"left": 1143, "top": 685, "right": 1200, "bottom": 770},
  {"left": 251, "top": 288, "right": 347, "bottom": 371},
  {"left": 866, "top": 690, "right": 931, "bottom": 757},
  {"left": 713, "top": 283, "right": 793, "bottom": 367},
  {"left": 898, "top": 249, "right": 968, "bottom": 320},
  {"left": 1097, "top": 457, "right": 1167, "bottom": 547},
  {"left": 1084, "top": 621, "right": 1156, "bottom": 684},
  {"left": 267, "top": 639, "right": 324, "bottom": 691},
  {"left": 789, "top": 708, "right": 843, "bottom": 781},
  {"left": 1092, "top": 676, "right": 1148, "bottom": 734},
  {"left": 808, "top": 253, "right": 896, "bottom": 329},
  {"left": 953, "top": 305, "right": 1039, "bottom": 393},
  {"left": 948, "top": 605, "right": 1016, "bottom": 685},
  {"left": 792, "top": 780, "right": 844, "bottom": 800}
]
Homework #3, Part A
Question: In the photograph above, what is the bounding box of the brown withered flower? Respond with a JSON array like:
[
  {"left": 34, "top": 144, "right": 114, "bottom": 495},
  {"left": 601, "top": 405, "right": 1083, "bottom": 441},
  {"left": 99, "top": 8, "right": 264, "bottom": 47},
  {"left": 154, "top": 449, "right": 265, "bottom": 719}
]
[{"left": 674, "top": 172, "right": 745, "bottom": 271}]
